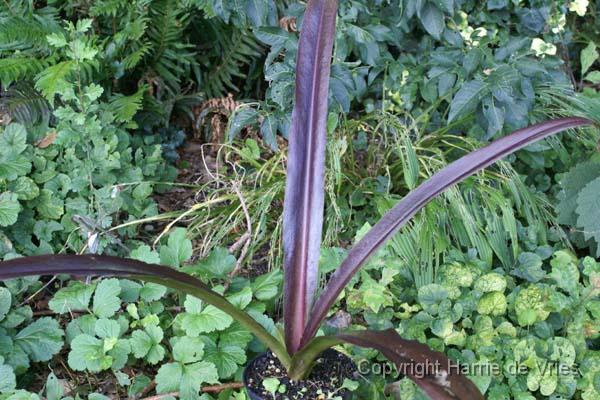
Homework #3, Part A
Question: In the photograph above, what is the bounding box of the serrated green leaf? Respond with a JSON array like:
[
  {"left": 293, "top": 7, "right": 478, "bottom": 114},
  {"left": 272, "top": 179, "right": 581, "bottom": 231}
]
[
  {"left": 226, "top": 287, "right": 253, "bottom": 309},
  {"left": 93, "top": 279, "right": 122, "bottom": 318},
  {"left": 0, "top": 363, "right": 16, "bottom": 394},
  {"left": 0, "top": 287, "right": 11, "bottom": 321},
  {"left": 557, "top": 161, "right": 600, "bottom": 225},
  {"left": 35, "top": 61, "right": 75, "bottom": 105},
  {"left": 251, "top": 270, "right": 282, "bottom": 300},
  {"left": 448, "top": 80, "right": 488, "bottom": 123},
  {"left": 581, "top": 42, "right": 598, "bottom": 75},
  {"left": 173, "top": 336, "right": 204, "bottom": 364},
  {"left": 155, "top": 363, "right": 182, "bottom": 394},
  {"left": 576, "top": 176, "right": 600, "bottom": 257},
  {"left": 15, "top": 317, "right": 64, "bottom": 362},
  {"left": 95, "top": 318, "right": 121, "bottom": 339},
  {"left": 140, "top": 283, "right": 167, "bottom": 302},
  {"left": 203, "top": 337, "right": 246, "bottom": 379},
  {"left": 131, "top": 326, "right": 165, "bottom": 365},
  {"left": 0, "top": 192, "right": 21, "bottom": 227},
  {"left": 181, "top": 305, "right": 233, "bottom": 336},
  {"left": 0, "top": 156, "right": 32, "bottom": 181},
  {"left": 130, "top": 245, "right": 160, "bottom": 264},
  {"left": 1, "top": 124, "right": 28, "bottom": 155},
  {"left": 193, "top": 247, "right": 236, "bottom": 277},
  {"left": 49, "top": 281, "right": 95, "bottom": 314},
  {"left": 181, "top": 362, "right": 219, "bottom": 399},
  {"left": 33, "top": 220, "right": 63, "bottom": 242},
  {"left": 68, "top": 334, "right": 110, "bottom": 372},
  {"left": 156, "top": 361, "right": 219, "bottom": 399},
  {"left": 160, "top": 228, "right": 193, "bottom": 268},
  {"left": 33, "top": 189, "right": 64, "bottom": 220}
]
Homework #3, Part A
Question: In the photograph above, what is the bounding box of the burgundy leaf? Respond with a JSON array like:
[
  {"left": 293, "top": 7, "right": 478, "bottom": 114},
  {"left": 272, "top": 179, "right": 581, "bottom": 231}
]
[
  {"left": 0, "top": 254, "right": 291, "bottom": 367},
  {"left": 290, "top": 329, "right": 483, "bottom": 399},
  {"left": 338, "top": 330, "right": 484, "bottom": 399},
  {"left": 283, "top": 0, "right": 338, "bottom": 354},
  {"left": 302, "top": 117, "right": 593, "bottom": 344}
]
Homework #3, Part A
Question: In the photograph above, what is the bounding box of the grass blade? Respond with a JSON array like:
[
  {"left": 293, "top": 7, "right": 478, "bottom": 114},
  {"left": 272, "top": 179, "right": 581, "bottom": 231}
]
[{"left": 303, "top": 117, "right": 593, "bottom": 345}]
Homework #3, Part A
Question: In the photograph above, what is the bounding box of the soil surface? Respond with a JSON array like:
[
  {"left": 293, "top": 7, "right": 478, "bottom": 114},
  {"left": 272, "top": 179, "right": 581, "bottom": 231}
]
[{"left": 245, "top": 350, "right": 358, "bottom": 400}]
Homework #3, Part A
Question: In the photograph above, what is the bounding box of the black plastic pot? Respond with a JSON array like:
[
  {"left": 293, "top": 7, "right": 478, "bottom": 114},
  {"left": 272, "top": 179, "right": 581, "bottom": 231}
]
[{"left": 243, "top": 350, "right": 355, "bottom": 400}]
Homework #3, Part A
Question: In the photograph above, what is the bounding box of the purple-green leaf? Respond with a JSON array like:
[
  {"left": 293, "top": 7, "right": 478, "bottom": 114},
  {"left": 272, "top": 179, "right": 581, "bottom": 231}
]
[
  {"left": 0, "top": 254, "right": 291, "bottom": 368},
  {"left": 302, "top": 117, "right": 592, "bottom": 345},
  {"left": 283, "top": 0, "right": 338, "bottom": 354}
]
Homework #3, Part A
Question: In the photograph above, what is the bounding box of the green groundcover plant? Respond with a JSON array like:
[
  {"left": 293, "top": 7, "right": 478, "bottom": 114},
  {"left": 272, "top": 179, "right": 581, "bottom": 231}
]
[{"left": 0, "top": 1, "right": 593, "bottom": 399}]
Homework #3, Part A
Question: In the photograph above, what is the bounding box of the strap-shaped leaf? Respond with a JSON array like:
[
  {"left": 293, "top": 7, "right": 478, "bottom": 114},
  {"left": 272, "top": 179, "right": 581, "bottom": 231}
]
[
  {"left": 291, "top": 329, "right": 483, "bottom": 400},
  {"left": 302, "top": 117, "right": 593, "bottom": 344},
  {"left": 283, "top": 0, "right": 338, "bottom": 354},
  {"left": 0, "top": 254, "right": 291, "bottom": 368}
]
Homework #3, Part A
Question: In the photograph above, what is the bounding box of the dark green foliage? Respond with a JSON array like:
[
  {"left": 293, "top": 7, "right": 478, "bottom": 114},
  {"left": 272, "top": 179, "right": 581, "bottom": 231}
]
[
  {"left": 2, "top": 83, "right": 52, "bottom": 127},
  {"left": 0, "top": 0, "right": 274, "bottom": 130}
]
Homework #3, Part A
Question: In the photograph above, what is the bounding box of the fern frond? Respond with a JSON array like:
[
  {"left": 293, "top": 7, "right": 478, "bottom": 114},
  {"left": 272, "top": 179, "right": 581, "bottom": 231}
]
[
  {"left": 89, "top": 0, "right": 128, "bottom": 17},
  {"left": 2, "top": 82, "right": 51, "bottom": 126},
  {"left": 145, "top": 0, "right": 196, "bottom": 91},
  {"left": 123, "top": 42, "right": 152, "bottom": 70},
  {"left": 34, "top": 60, "right": 76, "bottom": 104},
  {"left": 194, "top": 19, "right": 264, "bottom": 97},
  {"left": 183, "top": 0, "right": 217, "bottom": 17},
  {"left": 0, "top": 57, "right": 48, "bottom": 86},
  {"left": 109, "top": 85, "right": 147, "bottom": 122},
  {"left": 0, "top": 16, "right": 59, "bottom": 53}
]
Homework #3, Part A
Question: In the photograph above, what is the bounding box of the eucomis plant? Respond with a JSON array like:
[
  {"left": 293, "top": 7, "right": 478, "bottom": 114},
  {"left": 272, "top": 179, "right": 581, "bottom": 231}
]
[{"left": 0, "top": 1, "right": 592, "bottom": 398}]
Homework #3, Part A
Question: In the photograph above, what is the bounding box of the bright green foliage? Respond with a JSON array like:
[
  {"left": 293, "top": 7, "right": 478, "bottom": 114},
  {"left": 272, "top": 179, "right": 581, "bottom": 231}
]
[
  {"left": 131, "top": 325, "right": 166, "bottom": 365},
  {"left": 159, "top": 228, "right": 193, "bottom": 268},
  {"left": 0, "top": 26, "right": 176, "bottom": 257},
  {"left": 155, "top": 337, "right": 219, "bottom": 400},
  {"left": 202, "top": 335, "right": 247, "bottom": 378},
  {"left": 48, "top": 282, "right": 96, "bottom": 314},
  {"left": 68, "top": 318, "right": 130, "bottom": 372},
  {"left": 179, "top": 296, "right": 234, "bottom": 336},
  {"left": 92, "top": 279, "right": 123, "bottom": 319},
  {"left": 474, "top": 272, "right": 507, "bottom": 293},
  {"left": 0, "top": 227, "right": 279, "bottom": 397},
  {"left": 14, "top": 318, "right": 64, "bottom": 362},
  {"left": 348, "top": 245, "right": 599, "bottom": 399},
  {"left": 0, "top": 357, "right": 16, "bottom": 394},
  {"left": 477, "top": 291, "right": 507, "bottom": 316},
  {"left": 515, "top": 285, "right": 552, "bottom": 326}
]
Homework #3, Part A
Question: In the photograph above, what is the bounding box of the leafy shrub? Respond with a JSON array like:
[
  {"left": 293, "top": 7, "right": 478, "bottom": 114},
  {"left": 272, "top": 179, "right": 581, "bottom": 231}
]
[
  {"left": 340, "top": 240, "right": 600, "bottom": 399},
  {"left": 231, "top": 0, "right": 584, "bottom": 144},
  {"left": 0, "top": 22, "right": 175, "bottom": 257},
  {"left": 0, "top": 1, "right": 273, "bottom": 130},
  {"left": 0, "top": 228, "right": 281, "bottom": 399}
]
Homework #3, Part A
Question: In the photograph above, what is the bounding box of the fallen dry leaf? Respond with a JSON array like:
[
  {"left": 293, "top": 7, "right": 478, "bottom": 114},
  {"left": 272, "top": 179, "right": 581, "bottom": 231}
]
[{"left": 36, "top": 130, "right": 58, "bottom": 148}]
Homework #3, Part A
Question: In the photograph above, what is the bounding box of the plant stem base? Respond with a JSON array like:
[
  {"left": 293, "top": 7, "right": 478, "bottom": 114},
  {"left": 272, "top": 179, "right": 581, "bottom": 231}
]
[{"left": 243, "top": 349, "right": 357, "bottom": 400}]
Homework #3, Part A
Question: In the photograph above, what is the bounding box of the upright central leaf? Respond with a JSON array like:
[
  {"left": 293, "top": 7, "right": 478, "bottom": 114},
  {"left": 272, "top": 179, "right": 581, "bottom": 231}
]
[{"left": 283, "top": 0, "right": 338, "bottom": 354}]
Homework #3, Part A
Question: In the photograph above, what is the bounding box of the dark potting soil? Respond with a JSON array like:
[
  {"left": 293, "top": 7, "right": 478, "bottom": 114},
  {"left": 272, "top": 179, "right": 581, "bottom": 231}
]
[{"left": 245, "top": 349, "right": 358, "bottom": 399}]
